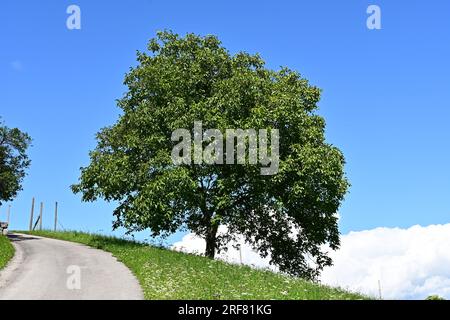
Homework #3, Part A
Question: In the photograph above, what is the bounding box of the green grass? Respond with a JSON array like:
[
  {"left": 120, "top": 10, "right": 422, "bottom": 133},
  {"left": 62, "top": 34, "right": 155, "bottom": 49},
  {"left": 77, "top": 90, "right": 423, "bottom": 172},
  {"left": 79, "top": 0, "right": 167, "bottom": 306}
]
[
  {"left": 20, "top": 230, "right": 368, "bottom": 300},
  {"left": 0, "top": 235, "right": 14, "bottom": 270}
]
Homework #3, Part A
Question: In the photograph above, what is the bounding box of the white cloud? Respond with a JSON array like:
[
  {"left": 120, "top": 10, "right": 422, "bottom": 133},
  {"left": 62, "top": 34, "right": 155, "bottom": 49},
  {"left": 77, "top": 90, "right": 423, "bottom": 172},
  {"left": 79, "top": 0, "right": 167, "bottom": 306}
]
[
  {"left": 172, "top": 226, "right": 274, "bottom": 270},
  {"left": 172, "top": 223, "right": 450, "bottom": 300},
  {"left": 322, "top": 224, "right": 450, "bottom": 300}
]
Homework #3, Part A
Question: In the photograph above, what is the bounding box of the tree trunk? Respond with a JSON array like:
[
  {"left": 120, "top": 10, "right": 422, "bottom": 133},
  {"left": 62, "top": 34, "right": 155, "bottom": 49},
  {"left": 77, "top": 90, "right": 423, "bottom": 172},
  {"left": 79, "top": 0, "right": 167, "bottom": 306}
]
[{"left": 205, "top": 224, "right": 219, "bottom": 259}]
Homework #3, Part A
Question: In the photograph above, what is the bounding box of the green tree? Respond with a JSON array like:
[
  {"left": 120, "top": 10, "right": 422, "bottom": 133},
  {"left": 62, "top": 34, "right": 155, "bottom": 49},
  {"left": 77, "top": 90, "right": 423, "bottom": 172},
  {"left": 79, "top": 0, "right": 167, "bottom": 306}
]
[
  {"left": 0, "top": 119, "right": 32, "bottom": 206},
  {"left": 72, "top": 31, "right": 349, "bottom": 279}
]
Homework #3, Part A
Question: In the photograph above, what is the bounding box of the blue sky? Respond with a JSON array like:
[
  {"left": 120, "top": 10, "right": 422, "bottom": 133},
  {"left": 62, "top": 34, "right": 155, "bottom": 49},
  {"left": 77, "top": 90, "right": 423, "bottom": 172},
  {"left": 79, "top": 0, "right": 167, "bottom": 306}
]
[{"left": 1, "top": 0, "right": 449, "bottom": 244}]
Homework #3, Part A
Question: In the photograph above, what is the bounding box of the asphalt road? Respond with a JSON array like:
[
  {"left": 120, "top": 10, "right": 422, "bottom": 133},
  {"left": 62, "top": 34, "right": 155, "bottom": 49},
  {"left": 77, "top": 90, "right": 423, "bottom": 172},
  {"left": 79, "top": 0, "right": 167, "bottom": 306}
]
[{"left": 0, "top": 233, "right": 143, "bottom": 300}]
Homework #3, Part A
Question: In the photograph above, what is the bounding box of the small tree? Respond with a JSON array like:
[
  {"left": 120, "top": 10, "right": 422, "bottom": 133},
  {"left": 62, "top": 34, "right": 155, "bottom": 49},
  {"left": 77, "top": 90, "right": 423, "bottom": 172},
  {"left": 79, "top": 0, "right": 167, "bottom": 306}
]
[
  {"left": 72, "top": 31, "right": 349, "bottom": 279},
  {"left": 0, "top": 119, "right": 32, "bottom": 206}
]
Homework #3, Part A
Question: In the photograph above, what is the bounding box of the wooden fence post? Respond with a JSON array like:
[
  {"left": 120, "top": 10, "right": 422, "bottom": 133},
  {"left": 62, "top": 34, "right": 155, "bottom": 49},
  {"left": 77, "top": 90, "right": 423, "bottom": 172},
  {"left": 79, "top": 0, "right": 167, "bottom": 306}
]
[
  {"left": 7, "top": 205, "right": 11, "bottom": 225},
  {"left": 29, "top": 198, "right": 35, "bottom": 231},
  {"left": 54, "top": 202, "right": 58, "bottom": 232}
]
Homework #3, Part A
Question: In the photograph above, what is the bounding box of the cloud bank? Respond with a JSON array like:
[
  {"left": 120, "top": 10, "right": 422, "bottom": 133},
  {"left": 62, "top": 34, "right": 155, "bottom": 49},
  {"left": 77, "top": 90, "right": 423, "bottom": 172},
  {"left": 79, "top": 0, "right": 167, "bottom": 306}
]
[{"left": 172, "top": 224, "right": 450, "bottom": 300}]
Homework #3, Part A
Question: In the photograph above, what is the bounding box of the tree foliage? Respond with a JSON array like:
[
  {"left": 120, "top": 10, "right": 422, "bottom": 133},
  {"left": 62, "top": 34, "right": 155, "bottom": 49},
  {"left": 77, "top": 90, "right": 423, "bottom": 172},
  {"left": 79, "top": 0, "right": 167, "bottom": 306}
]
[
  {"left": 0, "top": 119, "right": 32, "bottom": 206},
  {"left": 72, "top": 31, "right": 349, "bottom": 279}
]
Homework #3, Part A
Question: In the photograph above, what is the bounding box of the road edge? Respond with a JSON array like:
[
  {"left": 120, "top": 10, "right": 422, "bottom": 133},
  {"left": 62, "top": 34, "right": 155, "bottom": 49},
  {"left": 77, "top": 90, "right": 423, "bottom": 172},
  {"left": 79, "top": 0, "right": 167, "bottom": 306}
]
[{"left": 0, "top": 234, "right": 25, "bottom": 290}]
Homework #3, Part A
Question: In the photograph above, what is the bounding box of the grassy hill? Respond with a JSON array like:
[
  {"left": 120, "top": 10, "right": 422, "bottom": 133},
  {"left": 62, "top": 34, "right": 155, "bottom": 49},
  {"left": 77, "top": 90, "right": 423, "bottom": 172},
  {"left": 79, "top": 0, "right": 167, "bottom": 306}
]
[
  {"left": 21, "top": 230, "right": 368, "bottom": 300},
  {"left": 0, "top": 235, "right": 14, "bottom": 270}
]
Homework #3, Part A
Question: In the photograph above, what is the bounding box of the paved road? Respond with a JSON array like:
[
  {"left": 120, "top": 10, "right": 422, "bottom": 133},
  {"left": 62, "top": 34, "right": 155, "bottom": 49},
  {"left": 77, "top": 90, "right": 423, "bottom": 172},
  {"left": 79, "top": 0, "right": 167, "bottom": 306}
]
[{"left": 0, "top": 233, "right": 143, "bottom": 300}]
